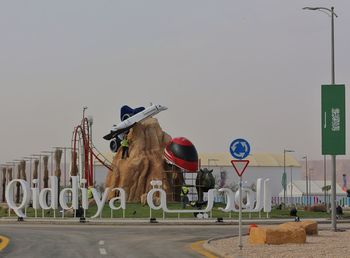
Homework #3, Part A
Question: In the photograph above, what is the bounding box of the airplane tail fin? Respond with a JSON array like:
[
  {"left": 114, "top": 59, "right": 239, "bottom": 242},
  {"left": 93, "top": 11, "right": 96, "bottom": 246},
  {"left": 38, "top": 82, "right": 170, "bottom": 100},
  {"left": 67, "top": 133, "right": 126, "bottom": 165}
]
[{"left": 120, "top": 105, "right": 145, "bottom": 121}]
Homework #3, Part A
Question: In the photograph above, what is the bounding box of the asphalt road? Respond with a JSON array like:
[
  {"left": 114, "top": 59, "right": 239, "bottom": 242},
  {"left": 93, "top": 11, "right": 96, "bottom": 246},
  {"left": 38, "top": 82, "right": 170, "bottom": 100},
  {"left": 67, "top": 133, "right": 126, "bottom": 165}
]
[{"left": 0, "top": 224, "right": 237, "bottom": 258}]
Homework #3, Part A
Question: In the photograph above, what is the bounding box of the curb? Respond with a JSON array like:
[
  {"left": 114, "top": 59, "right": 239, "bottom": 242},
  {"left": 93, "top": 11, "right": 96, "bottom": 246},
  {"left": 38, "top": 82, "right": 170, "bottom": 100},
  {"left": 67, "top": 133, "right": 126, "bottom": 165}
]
[
  {"left": 201, "top": 223, "right": 350, "bottom": 258},
  {"left": 0, "top": 217, "right": 349, "bottom": 226},
  {"left": 203, "top": 235, "right": 235, "bottom": 258},
  {"left": 190, "top": 240, "right": 220, "bottom": 258},
  {"left": 0, "top": 236, "right": 10, "bottom": 251}
]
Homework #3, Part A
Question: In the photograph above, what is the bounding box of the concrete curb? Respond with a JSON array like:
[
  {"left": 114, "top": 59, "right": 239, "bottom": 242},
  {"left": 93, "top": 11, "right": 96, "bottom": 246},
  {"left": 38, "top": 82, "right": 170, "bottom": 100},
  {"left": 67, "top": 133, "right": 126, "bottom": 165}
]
[
  {"left": 0, "top": 217, "right": 349, "bottom": 226},
  {"left": 0, "top": 236, "right": 10, "bottom": 252},
  {"left": 190, "top": 240, "right": 220, "bottom": 258},
  {"left": 201, "top": 223, "right": 350, "bottom": 258},
  {"left": 203, "top": 235, "right": 237, "bottom": 258}
]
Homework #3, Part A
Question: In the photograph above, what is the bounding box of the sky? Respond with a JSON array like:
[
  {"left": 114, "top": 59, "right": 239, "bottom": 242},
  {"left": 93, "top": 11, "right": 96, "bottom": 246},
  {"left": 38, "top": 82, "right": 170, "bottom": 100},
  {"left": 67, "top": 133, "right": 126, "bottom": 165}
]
[{"left": 1, "top": 0, "right": 350, "bottom": 165}]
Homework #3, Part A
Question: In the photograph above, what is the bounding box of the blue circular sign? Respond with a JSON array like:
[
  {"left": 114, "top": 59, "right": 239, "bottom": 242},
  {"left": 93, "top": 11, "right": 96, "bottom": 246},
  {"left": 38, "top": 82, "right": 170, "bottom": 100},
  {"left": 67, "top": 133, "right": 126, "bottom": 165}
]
[{"left": 229, "top": 138, "right": 250, "bottom": 160}]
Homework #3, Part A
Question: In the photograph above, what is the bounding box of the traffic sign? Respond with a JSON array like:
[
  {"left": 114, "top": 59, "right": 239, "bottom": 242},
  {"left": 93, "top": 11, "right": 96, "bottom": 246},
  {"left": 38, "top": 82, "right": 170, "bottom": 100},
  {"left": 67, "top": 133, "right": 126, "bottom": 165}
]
[
  {"left": 229, "top": 138, "right": 250, "bottom": 160},
  {"left": 231, "top": 160, "right": 249, "bottom": 177}
]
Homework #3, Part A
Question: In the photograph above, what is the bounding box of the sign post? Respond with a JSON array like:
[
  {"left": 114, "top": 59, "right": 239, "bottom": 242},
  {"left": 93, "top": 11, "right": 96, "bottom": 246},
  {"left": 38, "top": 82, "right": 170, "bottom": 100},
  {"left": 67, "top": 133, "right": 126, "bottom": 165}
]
[{"left": 229, "top": 138, "right": 250, "bottom": 250}]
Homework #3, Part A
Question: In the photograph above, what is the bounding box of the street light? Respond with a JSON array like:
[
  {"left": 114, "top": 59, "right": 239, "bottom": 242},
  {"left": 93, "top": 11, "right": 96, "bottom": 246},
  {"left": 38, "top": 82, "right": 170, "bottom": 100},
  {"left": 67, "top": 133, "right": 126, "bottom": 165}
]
[
  {"left": 283, "top": 149, "right": 295, "bottom": 205},
  {"left": 303, "top": 5, "right": 338, "bottom": 231},
  {"left": 309, "top": 168, "right": 314, "bottom": 205},
  {"left": 302, "top": 155, "right": 309, "bottom": 206}
]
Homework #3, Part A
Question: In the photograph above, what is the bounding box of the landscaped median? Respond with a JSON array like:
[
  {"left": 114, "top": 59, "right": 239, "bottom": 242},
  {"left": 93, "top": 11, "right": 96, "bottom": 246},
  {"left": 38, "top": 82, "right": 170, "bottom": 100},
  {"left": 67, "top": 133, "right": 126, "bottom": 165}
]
[
  {"left": 0, "top": 203, "right": 335, "bottom": 219},
  {"left": 203, "top": 222, "right": 350, "bottom": 258}
]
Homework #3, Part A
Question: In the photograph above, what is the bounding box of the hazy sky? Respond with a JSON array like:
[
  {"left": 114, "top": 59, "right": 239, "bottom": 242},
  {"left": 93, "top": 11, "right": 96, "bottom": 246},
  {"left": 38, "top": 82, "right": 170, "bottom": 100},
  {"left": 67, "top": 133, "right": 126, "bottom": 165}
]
[{"left": 1, "top": 0, "right": 350, "bottom": 165}]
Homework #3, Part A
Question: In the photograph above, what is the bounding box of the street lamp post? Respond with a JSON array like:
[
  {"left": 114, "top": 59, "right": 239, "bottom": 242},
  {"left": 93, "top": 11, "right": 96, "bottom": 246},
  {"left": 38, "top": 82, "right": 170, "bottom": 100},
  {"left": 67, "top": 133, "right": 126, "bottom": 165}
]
[
  {"left": 283, "top": 149, "right": 294, "bottom": 205},
  {"left": 302, "top": 155, "right": 309, "bottom": 206},
  {"left": 323, "top": 156, "right": 327, "bottom": 208},
  {"left": 309, "top": 168, "right": 314, "bottom": 205},
  {"left": 290, "top": 166, "right": 293, "bottom": 204},
  {"left": 303, "top": 6, "right": 338, "bottom": 231}
]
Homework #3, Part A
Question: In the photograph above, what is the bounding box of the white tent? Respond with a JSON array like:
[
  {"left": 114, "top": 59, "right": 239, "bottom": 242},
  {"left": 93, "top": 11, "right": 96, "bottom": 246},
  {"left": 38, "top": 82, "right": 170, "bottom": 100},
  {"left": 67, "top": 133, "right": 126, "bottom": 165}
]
[{"left": 279, "top": 180, "right": 346, "bottom": 197}]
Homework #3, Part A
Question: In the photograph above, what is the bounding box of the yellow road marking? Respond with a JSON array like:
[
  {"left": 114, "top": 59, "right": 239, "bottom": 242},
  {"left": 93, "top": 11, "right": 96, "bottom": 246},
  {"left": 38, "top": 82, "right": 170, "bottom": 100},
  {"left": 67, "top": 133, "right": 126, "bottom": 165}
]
[
  {"left": 190, "top": 240, "right": 218, "bottom": 258},
  {"left": 0, "top": 236, "right": 9, "bottom": 251}
]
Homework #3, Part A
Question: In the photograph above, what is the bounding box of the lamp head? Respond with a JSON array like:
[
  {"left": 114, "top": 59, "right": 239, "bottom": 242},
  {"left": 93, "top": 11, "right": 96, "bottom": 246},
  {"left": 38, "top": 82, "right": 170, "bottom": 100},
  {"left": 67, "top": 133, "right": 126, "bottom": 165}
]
[{"left": 303, "top": 7, "right": 320, "bottom": 11}]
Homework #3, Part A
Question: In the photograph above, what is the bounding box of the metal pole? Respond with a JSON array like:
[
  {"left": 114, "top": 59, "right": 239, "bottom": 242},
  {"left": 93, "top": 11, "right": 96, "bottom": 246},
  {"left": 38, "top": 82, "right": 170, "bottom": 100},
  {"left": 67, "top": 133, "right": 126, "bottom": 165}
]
[
  {"left": 51, "top": 152, "right": 53, "bottom": 177},
  {"left": 29, "top": 160, "right": 32, "bottom": 188},
  {"left": 239, "top": 175, "right": 242, "bottom": 250},
  {"left": 283, "top": 151, "right": 286, "bottom": 204},
  {"left": 309, "top": 169, "right": 312, "bottom": 204},
  {"left": 305, "top": 156, "right": 308, "bottom": 206},
  {"left": 331, "top": 154, "right": 337, "bottom": 230},
  {"left": 290, "top": 166, "right": 293, "bottom": 204},
  {"left": 39, "top": 156, "right": 41, "bottom": 190},
  {"left": 331, "top": 7, "right": 335, "bottom": 84},
  {"left": 64, "top": 148, "right": 67, "bottom": 188},
  {"left": 330, "top": 6, "right": 337, "bottom": 232},
  {"left": 324, "top": 155, "right": 327, "bottom": 207},
  {"left": 303, "top": 5, "right": 339, "bottom": 230}
]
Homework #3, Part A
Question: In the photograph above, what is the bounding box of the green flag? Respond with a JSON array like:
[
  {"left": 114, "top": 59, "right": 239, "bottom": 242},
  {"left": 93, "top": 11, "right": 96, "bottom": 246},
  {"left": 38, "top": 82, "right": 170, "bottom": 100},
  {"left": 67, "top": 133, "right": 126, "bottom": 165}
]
[{"left": 322, "top": 84, "right": 346, "bottom": 155}]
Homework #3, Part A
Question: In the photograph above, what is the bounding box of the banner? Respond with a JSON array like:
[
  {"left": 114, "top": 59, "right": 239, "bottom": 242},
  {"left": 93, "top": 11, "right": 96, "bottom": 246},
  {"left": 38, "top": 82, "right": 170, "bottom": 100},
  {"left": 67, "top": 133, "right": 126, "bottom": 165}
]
[{"left": 321, "top": 84, "right": 346, "bottom": 155}]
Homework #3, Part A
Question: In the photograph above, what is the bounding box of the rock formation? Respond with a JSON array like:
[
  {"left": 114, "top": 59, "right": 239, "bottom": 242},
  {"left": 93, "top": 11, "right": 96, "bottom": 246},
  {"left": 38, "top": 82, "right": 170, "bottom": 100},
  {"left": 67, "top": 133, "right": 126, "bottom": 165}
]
[
  {"left": 249, "top": 220, "right": 318, "bottom": 245},
  {"left": 2, "top": 167, "right": 6, "bottom": 202},
  {"left": 43, "top": 156, "right": 49, "bottom": 189},
  {"left": 105, "top": 118, "right": 172, "bottom": 202},
  {"left": 33, "top": 159, "right": 39, "bottom": 186}
]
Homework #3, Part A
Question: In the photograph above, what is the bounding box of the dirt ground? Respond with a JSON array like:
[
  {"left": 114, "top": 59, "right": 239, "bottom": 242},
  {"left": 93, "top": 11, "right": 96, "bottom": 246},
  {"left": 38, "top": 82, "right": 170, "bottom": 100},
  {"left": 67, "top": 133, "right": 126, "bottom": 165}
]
[{"left": 205, "top": 224, "right": 350, "bottom": 258}]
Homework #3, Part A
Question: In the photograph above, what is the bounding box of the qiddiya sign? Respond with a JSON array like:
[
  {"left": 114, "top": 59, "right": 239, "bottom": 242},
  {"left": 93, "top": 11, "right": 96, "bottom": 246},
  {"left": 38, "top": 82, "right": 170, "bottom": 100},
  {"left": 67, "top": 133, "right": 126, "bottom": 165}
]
[{"left": 6, "top": 176, "right": 271, "bottom": 218}]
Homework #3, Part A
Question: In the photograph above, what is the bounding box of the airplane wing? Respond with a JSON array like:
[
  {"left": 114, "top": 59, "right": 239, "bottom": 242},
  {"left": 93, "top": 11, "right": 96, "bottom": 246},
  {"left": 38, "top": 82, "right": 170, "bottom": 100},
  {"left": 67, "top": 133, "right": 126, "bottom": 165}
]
[{"left": 103, "top": 124, "right": 136, "bottom": 140}]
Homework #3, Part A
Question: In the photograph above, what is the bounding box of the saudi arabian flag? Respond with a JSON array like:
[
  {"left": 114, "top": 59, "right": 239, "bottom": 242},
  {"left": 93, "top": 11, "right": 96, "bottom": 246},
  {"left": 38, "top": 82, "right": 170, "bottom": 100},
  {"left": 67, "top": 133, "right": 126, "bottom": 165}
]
[{"left": 281, "top": 172, "right": 287, "bottom": 191}]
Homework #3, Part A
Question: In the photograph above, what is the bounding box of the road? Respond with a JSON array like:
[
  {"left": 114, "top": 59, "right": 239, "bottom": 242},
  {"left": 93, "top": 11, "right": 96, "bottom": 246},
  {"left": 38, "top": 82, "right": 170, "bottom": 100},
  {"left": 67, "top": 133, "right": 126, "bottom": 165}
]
[{"left": 0, "top": 224, "right": 237, "bottom": 258}]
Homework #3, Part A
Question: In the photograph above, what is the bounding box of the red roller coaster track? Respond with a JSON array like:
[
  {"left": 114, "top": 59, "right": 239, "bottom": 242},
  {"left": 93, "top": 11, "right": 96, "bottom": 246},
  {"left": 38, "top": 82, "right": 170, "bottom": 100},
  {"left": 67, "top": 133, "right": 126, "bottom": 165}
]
[{"left": 72, "top": 117, "right": 114, "bottom": 186}]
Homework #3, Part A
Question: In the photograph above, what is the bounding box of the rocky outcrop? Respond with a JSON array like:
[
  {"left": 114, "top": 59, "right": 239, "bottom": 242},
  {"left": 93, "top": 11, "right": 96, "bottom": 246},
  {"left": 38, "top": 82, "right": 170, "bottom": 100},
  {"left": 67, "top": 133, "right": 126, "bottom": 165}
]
[
  {"left": 281, "top": 220, "right": 318, "bottom": 235},
  {"left": 249, "top": 220, "right": 318, "bottom": 245},
  {"left": 105, "top": 118, "right": 172, "bottom": 202},
  {"left": 249, "top": 226, "right": 306, "bottom": 245}
]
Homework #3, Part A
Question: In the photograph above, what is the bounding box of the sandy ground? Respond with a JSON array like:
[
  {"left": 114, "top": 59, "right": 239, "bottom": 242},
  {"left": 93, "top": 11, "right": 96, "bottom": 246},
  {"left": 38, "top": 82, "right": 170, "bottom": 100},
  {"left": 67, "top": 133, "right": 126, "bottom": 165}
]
[{"left": 205, "top": 224, "right": 350, "bottom": 258}]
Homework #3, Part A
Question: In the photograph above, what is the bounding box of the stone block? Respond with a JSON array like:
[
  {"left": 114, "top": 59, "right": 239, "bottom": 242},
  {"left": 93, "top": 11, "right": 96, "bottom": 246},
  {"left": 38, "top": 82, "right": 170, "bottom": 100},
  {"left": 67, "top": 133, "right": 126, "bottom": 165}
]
[
  {"left": 249, "top": 226, "right": 306, "bottom": 245},
  {"left": 301, "top": 220, "right": 318, "bottom": 235},
  {"left": 280, "top": 220, "right": 318, "bottom": 235}
]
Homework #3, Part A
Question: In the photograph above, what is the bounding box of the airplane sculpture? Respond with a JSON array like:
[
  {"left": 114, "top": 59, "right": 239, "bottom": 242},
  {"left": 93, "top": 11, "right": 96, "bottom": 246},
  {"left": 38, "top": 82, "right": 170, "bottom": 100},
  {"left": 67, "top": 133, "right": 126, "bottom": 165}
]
[{"left": 104, "top": 104, "right": 168, "bottom": 152}]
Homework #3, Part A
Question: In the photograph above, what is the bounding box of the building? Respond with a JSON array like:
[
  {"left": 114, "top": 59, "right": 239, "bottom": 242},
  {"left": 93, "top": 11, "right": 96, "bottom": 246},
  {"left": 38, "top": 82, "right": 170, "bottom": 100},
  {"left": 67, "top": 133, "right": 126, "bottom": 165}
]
[
  {"left": 198, "top": 152, "right": 301, "bottom": 197},
  {"left": 277, "top": 180, "right": 347, "bottom": 206}
]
